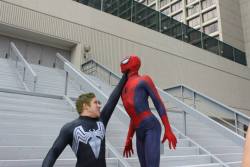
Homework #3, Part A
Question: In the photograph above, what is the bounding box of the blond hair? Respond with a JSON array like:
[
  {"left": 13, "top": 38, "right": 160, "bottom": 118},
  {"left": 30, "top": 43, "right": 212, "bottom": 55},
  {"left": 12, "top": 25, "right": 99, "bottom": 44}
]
[{"left": 75, "top": 93, "right": 95, "bottom": 114}]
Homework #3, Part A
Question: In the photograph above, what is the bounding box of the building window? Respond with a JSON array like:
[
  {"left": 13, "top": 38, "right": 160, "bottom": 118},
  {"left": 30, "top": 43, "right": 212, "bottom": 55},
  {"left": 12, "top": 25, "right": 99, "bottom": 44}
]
[
  {"left": 150, "top": 4, "right": 156, "bottom": 10},
  {"left": 139, "top": 0, "right": 147, "bottom": 5},
  {"left": 186, "top": 0, "right": 196, "bottom": 4},
  {"left": 148, "top": 0, "right": 156, "bottom": 4},
  {"left": 160, "top": 0, "right": 170, "bottom": 8},
  {"left": 188, "top": 16, "right": 200, "bottom": 27},
  {"left": 204, "top": 22, "right": 218, "bottom": 34},
  {"left": 172, "top": 12, "right": 183, "bottom": 22},
  {"left": 187, "top": 3, "right": 199, "bottom": 16},
  {"left": 161, "top": 7, "right": 171, "bottom": 15},
  {"left": 201, "top": 0, "right": 215, "bottom": 10},
  {"left": 202, "top": 9, "right": 217, "bottom": 22},
  {"left": 171, "top": 1, "right": 182, "bottom": 12},
  {"left": 213, "top": 35, "right": 220, "bottom": 40}
]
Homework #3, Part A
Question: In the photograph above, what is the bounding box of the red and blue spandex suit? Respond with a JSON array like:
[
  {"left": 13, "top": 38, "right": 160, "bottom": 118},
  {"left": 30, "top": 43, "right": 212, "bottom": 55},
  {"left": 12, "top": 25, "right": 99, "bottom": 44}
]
[{"left": 120, "top": 55, "right": 177, "bottom": 167}]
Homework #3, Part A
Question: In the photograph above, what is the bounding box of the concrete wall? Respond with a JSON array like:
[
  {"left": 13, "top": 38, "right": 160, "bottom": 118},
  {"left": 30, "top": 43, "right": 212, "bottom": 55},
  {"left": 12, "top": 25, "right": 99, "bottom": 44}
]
[
  {"left": 0, "top": 0, "right": 250, "bottom": 114},
  {"left": 0, "top": 35, "right": 70, "bottom": 67},
  {"left": 239, "top": 0, "right": 250, "bottom": 67},
  {"left": 217, "top": 0, "right": 245, "bottom": 53}
]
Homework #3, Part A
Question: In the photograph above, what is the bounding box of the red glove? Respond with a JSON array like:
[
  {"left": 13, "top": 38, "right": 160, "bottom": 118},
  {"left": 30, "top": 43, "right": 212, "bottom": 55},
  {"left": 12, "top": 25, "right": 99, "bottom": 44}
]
[
  {"left": 123, "top": 138, "right": 134, "bottom": 158},
  {"left": 123, "top": 121, "right": 135, "bottom": 157},
  {"left": 161, "top": 115, "right": 177, "bottom": 149}
]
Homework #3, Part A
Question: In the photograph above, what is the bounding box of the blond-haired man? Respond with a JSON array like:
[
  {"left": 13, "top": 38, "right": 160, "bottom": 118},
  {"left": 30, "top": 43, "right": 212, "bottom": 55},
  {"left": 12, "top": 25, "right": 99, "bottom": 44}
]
[{"left": 42, "top": 73, "right": 127, "bottom": 167}]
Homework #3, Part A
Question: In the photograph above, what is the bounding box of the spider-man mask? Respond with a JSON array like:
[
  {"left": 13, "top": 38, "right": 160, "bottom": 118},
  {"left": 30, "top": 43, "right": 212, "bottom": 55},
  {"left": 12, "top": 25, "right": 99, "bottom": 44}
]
[{"left": 120, "top": 55, "right": 141, "bottom": 74}]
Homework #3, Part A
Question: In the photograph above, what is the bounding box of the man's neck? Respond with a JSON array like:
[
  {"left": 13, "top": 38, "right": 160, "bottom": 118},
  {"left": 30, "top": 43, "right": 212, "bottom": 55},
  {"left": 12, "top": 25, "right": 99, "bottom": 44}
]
[{"left": 80, "top": 112, "right": 97, "bottom": 118}]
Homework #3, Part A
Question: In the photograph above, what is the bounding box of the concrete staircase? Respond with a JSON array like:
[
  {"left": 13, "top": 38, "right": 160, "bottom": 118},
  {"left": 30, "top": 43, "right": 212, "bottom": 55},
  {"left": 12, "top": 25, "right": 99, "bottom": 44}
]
[
  {"left": 81, "top": 61, "right": 244, "bottom": 167},
  {"left": 0, "top": 90, "right": 123, "bottom": 167},
  {"left": 30, "top": 64, "right": 81, "bottom": 97},
  {"left": 0, "top": 56, "right": 244, "bottom": 166},
  {"left": 0, "top": 58, "right": 24, "bottom": 91},
  {"left": 168, "top": 112, "right": 242, "bottom": 167}
]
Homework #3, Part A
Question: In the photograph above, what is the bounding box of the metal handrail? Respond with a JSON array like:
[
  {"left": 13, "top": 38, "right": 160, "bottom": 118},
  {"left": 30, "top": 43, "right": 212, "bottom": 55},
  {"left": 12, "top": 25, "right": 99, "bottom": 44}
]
[
  {"left": 10, "top": 42, "right": 37, "bottom": 92},
  {"left": 164, "top": 84, "right": 250, "bottom": 136},
  {"left": 56, "top": 53, "right": 69, "bottom": 63},
  {"left": 170, "top": 124, "right": 230, "bottom": 167},
  {"left": 81, "top": 59, "right": 121, "bottom": 80},
  {"left": 106, "top": 140, "right": 132, "bottom": 167},
  {"left": 81, "top": 60, "right": 248, "bottom": 138},
  {"left": 165, "top": 84, "right": 250, "bottom": 120}
]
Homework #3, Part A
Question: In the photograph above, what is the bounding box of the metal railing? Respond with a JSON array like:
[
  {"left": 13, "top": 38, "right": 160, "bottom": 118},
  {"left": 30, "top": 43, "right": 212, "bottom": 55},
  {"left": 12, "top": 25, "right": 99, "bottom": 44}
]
[
  {"left": 76, "top": 0, "right": 247, "bottom": 66},
  {"left": 0, "top": 49, "right": 8, "bottom": 59},
  {"left": 81, "top": 59, "right": 246, "bottom": 141},
  {"left": 81, "top": 59, "right": 120, "bottom": 86},
  {"left": 9, "top": 42, "right": 37, "bottom": 92},
  {"left": 55, "top": 53, "right": 102, "bottom": 96},
  {"left": 82, "top": 59, "right": 249, "bottom": 138},
  {"left": 164, "top": 85, "right": 250, "bottom": 137}
]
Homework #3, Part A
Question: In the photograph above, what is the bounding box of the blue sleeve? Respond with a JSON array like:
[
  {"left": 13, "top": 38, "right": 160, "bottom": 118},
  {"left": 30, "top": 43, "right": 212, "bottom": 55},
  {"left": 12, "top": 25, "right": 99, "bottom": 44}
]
[
  {"left": 42, "top": 124, "right": 71, "bottom": 167},
  {"left": 142, "top": 75, "right": 167, "bottom": 117},
  {"left": 100, "top": 73, "right": 127, "bottom": 127}
]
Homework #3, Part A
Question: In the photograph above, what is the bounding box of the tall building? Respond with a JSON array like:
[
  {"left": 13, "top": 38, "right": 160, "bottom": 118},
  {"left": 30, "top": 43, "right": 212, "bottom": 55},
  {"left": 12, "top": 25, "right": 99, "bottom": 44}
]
[
  {"left": 138, "top": 0, "right": 249, "bottom": 64},
  {"left": 139, "top": 0, "right": 220, "bottom": 39}
]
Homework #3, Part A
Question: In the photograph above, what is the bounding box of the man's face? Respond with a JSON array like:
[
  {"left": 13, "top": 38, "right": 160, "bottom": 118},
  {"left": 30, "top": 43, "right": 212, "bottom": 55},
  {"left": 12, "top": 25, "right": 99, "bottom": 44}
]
[{"left": 85, "top": 97, "right": 101, "bottom": 118}]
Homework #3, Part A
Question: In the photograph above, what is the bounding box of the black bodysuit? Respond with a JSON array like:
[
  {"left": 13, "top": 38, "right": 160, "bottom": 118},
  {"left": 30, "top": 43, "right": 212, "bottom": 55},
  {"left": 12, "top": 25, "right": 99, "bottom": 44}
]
[{"left": 42, "top": 73, "right": 127, "bottom": 167}]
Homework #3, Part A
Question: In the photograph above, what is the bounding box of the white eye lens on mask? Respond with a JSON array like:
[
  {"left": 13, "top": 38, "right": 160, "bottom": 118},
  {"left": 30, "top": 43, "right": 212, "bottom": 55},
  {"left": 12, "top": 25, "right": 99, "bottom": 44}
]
[{"left": 121, "top": 57, "right": 130, "bottom": 64}]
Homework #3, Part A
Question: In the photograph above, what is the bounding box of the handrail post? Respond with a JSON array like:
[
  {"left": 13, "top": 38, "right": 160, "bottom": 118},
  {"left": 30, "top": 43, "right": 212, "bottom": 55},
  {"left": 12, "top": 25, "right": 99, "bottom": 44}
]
[
  {"left": 10, "top": 42, "right": 38, "bottom": 92},
  {"left": 33, "top": 77, "right": 37, "bottom": 92},
  {"left": 109, "top": 72, "right": 111, "bottom": 85},
  {"left": 234, "top": 113, "right": 238, "bottom": 134},
  {"left": 16, "top": 56, "right": 18, "bottom": 67},
  {"left": 23, "top": 67, "right": 26, "bottom": 81},
  {"left": 130, "top": 0, "right": 134, "bottom": 22},
  {"left": 101, "top": 0, "right": 104, "bottom": 11},
  {"left": 193, "top": 92, "right": 196, "bottom": 109},
  {"left": 181, "top": 86, "right": 187, "bottom": 135},
  {"left": 65, "top": 71, "right": 69, "bottom": 96},
  {"left": 181, "top": 85, "right": 184, "bottom": 102},
  {"left": 184, "top": 111, "right": 187, "bottom": 135}
]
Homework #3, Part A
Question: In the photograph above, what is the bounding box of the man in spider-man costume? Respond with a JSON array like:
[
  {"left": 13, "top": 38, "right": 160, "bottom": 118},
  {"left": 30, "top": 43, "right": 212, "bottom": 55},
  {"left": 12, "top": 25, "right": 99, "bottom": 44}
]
[{"left": 120, "top": 55, "right": 177, "bottom": 167}]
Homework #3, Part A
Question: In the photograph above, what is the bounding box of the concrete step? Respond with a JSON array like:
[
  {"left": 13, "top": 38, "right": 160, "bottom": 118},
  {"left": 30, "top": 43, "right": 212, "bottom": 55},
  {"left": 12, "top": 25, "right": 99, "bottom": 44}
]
[
  {"left": 108, "top": 137, "right": 192, "bottom": 148},
  {"left": 115, "top": 146, "right": 201, "bottom": 157},
  {"left": 0, "top": 146, "right": 116, "bottom": 160},
  {"left": 0, "top": 92, "right": 66, "bottom": 104},
  {"left": 0, "top": 104, "right": 73, "bottom": 115},
  {"left": 214, "top": 153, "right": 242, "bottom": 162},
  {"left": 0, "top": 158, "right": 119, "bottom": 167},
  {"left": 0, "top": 146, "right": 75, "bottom": 160},
  {"left": 175, "top": 163, "right": 223, "bottom": 167},
  {"left": 0, "top": 123, "right": 64, "bottom": 135},
  {"left": 226, "top": 161, "right": 241, "bottom": 167},
  {"left": 126, "top": 155, "right": 213, "bottom": 167},
  {"left": 0, "top": 97, "right": 71, "bottom": 110},
  {"left": 193, "top": 138, "right": 237, "bottom": 147},
  {"left": 203, "top": 146, "right": 243, "bottom": 154}
]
